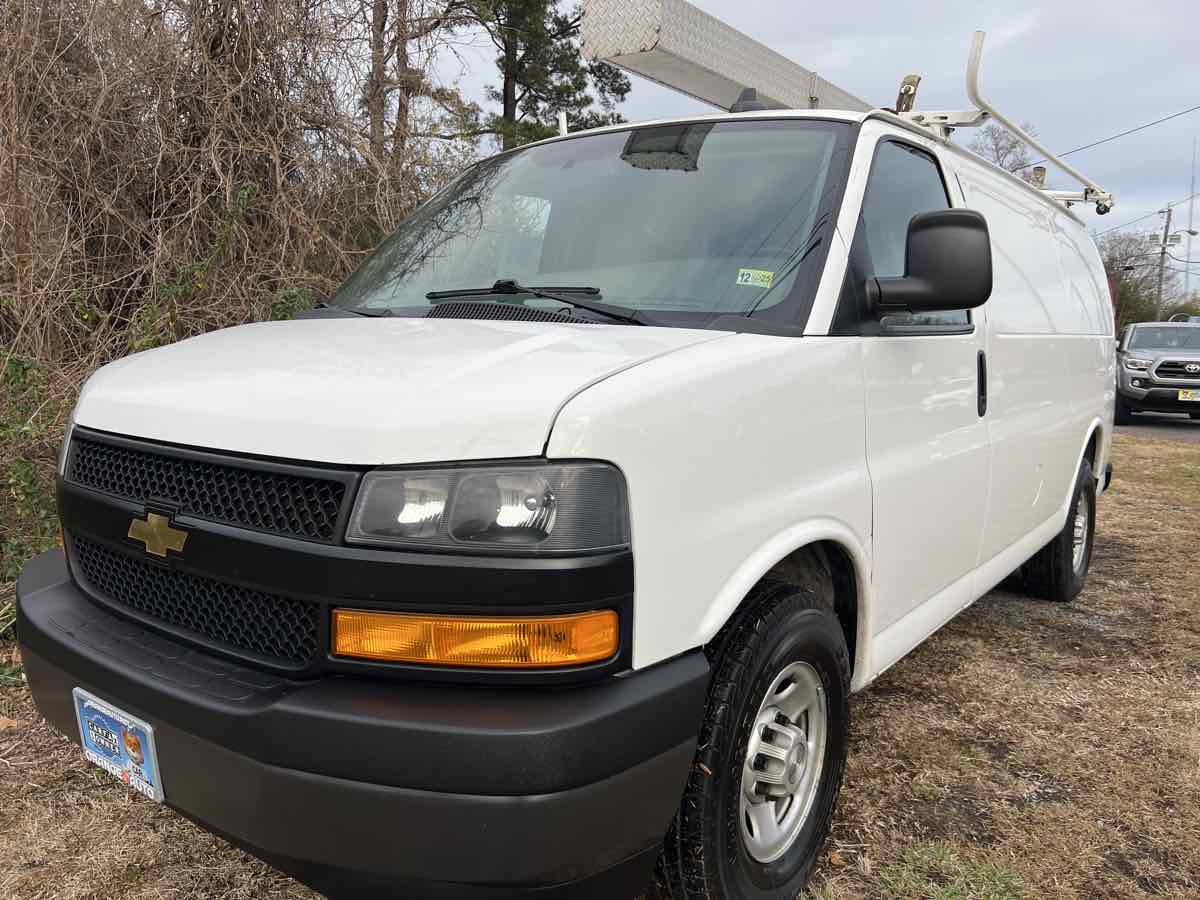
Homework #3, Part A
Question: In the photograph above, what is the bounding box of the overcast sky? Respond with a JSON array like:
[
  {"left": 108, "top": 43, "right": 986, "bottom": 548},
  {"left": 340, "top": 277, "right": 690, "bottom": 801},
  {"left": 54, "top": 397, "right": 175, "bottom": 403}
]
[{"left": 437, "top": 0, "right": 1199, "bottom": 248}]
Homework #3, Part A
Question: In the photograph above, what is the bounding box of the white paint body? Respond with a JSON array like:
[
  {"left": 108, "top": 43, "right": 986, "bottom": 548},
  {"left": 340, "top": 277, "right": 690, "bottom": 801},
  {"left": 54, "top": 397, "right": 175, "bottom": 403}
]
[{"left": 73, "top": 111, "right": 1115, "bottom": 690}]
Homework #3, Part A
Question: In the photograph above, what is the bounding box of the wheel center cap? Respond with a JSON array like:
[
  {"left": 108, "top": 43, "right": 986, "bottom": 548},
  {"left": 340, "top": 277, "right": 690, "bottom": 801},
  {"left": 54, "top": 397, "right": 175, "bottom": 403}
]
[{"left": 784, "top": 741, "right": 807, "bottom": 789}]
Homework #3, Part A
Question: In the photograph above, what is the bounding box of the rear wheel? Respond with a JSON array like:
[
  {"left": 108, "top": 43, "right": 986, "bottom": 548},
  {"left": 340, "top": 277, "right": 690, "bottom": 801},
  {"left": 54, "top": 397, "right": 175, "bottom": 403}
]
[
  {"left": 1114, "top": 395, "right": 1134, "bottom": 426},
  {"left": 651, "top": 580, "right": 850, "bottom": 899},
  {"left": 1022, "top": 458, "right": 1096, "bottom": 602}
]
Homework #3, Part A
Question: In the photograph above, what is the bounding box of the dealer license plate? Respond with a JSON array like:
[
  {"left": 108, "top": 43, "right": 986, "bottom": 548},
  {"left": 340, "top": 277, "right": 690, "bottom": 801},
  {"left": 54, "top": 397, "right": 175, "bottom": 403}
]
[
  {"left": 72, "top": 688, "right": 163, "bottom": 802},
  {"left": 1180, "top": 389, "right": 1199, "bottom": 402}
]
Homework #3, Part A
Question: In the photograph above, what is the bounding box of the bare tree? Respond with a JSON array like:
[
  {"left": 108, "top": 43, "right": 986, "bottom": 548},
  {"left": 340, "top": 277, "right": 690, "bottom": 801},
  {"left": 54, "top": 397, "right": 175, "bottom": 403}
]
[
  {"left": 0, "top": 0, "right": 483, "bottom": 574},
  {"left": 967, "top": 122, "right": 1039, "bottom": 182},
  {"left": 1096, "top": 232, "right": 1191, "bottom": 329}
]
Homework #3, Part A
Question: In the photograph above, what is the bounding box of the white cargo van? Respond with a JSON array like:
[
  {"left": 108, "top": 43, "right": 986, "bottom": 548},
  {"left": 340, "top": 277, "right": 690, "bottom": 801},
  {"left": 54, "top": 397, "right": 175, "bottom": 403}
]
[{"left": 18, "top": 19, "right": 1117, "bottom": 893}]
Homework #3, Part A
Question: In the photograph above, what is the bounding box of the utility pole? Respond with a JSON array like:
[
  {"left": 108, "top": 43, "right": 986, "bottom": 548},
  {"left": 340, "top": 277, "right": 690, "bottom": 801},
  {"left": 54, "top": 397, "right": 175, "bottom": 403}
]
[
  {"left": 1187, "top": 137, "right": 1197, "bottom": 304},
  {"left": 1156, "top": 206, "right": 1173, "bottom": 320}
]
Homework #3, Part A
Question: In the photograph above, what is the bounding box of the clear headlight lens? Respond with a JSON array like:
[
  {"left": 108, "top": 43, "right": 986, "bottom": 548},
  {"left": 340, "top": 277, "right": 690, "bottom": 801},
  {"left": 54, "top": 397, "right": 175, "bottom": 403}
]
[
  {"left": 353, "top": 474, "right": 449, "bottom": 540},
  {"left": 451, "top": 472, "right": 557, "bottom": 545},
  {"left": 1124, "top": 357, "right": 1153, "bottom": 371},
  {"left": 346, "top": 463, "right": 628, "bottom": 553}
]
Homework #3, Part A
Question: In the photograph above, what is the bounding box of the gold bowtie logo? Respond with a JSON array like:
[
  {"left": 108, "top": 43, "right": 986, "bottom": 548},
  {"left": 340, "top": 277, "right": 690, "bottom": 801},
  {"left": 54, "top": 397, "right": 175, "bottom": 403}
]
[{"left": 128, "top": 513, "right": 188, "bottom": 558}]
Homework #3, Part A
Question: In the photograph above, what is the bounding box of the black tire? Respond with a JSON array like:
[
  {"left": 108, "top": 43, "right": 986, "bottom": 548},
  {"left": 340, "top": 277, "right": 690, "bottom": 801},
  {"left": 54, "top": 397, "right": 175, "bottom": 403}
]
[
  {"left": 651, "top": 580, "right": 850, "bottom": 900},
  {"left": 1114, "top": 395, "right": 1134, "bottom": 426},
  {"left": 1022, "top": 458, "right": 1096, "bottom": 602}
]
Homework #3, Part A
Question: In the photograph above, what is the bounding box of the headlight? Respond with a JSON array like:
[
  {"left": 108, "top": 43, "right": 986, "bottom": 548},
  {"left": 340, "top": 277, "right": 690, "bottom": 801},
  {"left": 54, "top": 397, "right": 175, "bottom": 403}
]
[
  {"left": 1124, "top": 357, "right": 1153, "bottom": 371},
  {"left": 346, "top": 463, "right": 628, "bottom": 553}
]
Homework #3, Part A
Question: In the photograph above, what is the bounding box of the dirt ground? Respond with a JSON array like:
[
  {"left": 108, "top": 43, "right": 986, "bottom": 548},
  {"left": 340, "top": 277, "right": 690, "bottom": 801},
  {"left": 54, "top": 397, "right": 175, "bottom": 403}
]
[{"left": 1, "top": 433, "right": 1197, "bottom": 900}]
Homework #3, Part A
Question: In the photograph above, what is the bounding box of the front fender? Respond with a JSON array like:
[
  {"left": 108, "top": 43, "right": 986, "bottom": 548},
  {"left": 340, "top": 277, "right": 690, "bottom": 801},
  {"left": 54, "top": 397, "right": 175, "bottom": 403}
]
[
  {"left": 547, "top": 333, "right": 872, "bottom": 675},
  {"left": 698, "top": 518, "right": 874, "bottom": 691}
]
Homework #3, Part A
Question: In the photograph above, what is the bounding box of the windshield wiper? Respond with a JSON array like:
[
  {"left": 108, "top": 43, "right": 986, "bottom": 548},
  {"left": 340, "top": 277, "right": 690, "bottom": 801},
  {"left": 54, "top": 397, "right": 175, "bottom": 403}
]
[
  {"left": 314, "top": 301, "right": 392, "bottom": 317},
  {"left": 427, "top": 280, "right": 646, "bottom": 325}
]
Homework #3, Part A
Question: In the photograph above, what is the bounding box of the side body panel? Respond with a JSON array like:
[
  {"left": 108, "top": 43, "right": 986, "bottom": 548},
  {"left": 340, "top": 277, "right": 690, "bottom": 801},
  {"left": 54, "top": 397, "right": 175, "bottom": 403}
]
[
  {"left": 869, "top": 147, "right": 1113, "bottom": 677},
  {"left": 546, "top": 334, "right": 872, "bottom": 676},
  {"left": 846, "top": 122, "right": 993, "bottom": 636},
  {"left": 952, "top": 158, "right": 1113, "bottom": 566}
]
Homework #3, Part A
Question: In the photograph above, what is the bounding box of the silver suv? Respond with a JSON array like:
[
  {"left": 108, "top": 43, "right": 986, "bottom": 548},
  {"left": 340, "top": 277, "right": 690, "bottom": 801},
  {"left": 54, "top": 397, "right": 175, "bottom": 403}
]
[{"left": 1116, "top": 322, "right": 1200, "bottom": 423}]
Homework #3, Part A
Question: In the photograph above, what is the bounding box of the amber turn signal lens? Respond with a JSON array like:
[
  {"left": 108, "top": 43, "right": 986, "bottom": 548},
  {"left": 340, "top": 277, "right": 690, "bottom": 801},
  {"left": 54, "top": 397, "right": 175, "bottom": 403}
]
[{"left": 332, "top": 609, "right": 618, "bottom": 668}]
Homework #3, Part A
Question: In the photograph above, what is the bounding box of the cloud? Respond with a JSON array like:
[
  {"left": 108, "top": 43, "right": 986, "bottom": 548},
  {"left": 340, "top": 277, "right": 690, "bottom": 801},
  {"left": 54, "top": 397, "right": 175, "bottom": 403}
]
[{"left": 985, "top": 11, "right": 1042, "bottom": 49}]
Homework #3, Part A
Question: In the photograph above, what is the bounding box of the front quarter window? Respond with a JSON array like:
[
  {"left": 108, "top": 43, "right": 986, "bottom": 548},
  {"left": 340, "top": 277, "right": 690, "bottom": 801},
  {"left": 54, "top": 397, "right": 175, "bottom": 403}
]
[{"left": 331, "top": 119, "right": 854, "bottom": 329}]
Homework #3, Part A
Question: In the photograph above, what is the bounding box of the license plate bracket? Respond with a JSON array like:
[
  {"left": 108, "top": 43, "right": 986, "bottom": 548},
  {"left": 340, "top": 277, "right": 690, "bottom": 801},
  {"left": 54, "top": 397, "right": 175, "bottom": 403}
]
[{"left": 72, "top": 687, "right": 164, "bottom": 802}]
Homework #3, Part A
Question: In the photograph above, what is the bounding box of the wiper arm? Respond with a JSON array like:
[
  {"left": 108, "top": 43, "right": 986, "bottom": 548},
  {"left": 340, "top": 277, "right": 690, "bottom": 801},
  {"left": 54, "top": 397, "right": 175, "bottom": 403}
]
[
  {"left": 314, "top": 301, "right": 392, "bottom": 318},
  {"left": 427, "top": 280, "right": 646, "bottom": 325}
]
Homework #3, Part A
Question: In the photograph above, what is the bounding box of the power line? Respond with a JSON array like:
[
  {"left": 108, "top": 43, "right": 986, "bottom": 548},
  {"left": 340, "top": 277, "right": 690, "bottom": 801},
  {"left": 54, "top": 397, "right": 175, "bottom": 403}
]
[
  {"left": 1096, "top": 210, "right": 1163, "bottom": 236},
  {"left": 1017, "top": 103, "right": 1200, "bottom": 171},
  {"left": 1095, "top": 191, "right": 1200, "bottom": 237}
]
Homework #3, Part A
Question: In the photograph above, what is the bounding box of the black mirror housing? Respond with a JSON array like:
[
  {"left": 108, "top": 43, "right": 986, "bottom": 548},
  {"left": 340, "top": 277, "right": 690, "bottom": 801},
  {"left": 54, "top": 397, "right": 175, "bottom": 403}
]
[{"left": 867, "top": 209, "right": 993, "bottom": 314}]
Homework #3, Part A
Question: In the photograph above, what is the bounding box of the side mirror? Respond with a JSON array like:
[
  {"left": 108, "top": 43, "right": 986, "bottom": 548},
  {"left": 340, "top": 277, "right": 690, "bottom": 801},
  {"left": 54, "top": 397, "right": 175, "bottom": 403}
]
[{"left": 866, "top": 209, "right": 992, "bottom": 314}]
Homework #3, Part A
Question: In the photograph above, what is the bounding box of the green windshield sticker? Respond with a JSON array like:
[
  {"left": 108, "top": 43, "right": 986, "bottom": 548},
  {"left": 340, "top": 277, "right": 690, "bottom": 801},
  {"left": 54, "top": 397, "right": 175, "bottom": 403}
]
[{"left": 736, "top": 268, "right": 775, "bottom": 289}]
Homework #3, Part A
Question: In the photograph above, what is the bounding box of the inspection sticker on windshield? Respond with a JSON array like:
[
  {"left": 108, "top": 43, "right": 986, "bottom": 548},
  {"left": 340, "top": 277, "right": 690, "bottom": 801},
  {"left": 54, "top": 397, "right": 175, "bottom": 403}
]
[
  {"left": 73, "top": 688, "right": 164, "bottom": 802},
  {"left": 736, "top": 268, "right": 774, "bottom": 289}
]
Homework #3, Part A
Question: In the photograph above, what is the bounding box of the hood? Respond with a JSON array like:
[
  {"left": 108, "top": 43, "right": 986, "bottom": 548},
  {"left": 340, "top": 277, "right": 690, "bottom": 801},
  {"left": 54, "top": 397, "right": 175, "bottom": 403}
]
[
  {"left": 1141, "top": 350, "right": 1200, "bottom": 361},
  {"left": 74, "top": 318, "right": 725, "bottom": 465}
]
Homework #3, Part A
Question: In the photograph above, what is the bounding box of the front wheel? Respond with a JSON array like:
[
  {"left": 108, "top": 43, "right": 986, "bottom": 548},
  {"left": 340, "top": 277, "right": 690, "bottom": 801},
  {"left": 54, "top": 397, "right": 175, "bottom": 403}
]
[{"left": 652, "top": 581, "right": 850, "bottom": 899}]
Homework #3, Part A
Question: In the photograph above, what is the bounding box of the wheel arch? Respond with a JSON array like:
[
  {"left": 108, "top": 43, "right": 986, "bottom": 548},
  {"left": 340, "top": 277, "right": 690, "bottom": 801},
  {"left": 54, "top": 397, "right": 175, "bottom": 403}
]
[
  {"left": 1047, "top": 418, "right": 1103, "bottom": 528},
  {"left": 697, "top": 520, "right": 873, "bottom": 691},
  {"left": 1079, "top": 418, "right": 1104, "bottom": 484}
]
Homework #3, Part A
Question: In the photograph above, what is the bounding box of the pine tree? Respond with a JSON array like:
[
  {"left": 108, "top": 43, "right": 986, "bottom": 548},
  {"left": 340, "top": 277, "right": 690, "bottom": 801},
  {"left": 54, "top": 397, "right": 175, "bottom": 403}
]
[{"left": 468, "top": 1, "right": 631, "bottom": 149}]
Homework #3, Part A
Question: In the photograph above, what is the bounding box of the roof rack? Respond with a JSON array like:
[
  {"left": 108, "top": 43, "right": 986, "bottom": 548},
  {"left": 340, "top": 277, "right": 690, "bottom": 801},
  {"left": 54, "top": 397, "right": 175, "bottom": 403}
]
[
  {"left": 581, "top": 4, "right": 1114, "bottom": 214},
  {"left": 898, "top": 32, "right": 1114, "bottom": 214}
]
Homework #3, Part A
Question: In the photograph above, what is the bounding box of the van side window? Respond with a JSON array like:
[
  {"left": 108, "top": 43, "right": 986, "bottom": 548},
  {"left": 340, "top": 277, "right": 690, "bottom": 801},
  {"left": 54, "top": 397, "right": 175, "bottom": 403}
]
[{"left": 836, "top": 141, "right": 970, "bottom": 331}]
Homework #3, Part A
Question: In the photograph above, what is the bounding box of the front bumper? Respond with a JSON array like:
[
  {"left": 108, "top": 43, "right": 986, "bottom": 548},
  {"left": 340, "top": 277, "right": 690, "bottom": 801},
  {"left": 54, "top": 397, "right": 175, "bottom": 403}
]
[
  {"left": 1117, "top": 370, "right": 1200, "bottom": 414},
  {"left": 17, "top": 550, "right": 709, "bottom": 898}
]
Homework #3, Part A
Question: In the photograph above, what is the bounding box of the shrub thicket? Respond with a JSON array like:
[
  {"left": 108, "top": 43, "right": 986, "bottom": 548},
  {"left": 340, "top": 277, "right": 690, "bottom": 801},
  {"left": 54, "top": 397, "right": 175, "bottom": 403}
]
[{"left": 0, "top": 0, "right": 478, "bottom": 631}]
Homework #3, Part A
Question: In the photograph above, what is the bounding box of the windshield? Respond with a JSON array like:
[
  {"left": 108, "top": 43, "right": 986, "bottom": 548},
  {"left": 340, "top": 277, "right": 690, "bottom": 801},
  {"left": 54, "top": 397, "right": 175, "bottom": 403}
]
[
  {"left": 1129, "top": 326, "right": 1200, "bottom": 351},
  {"left": 332, "top": 119, "right": 852, "bottom": 327}
]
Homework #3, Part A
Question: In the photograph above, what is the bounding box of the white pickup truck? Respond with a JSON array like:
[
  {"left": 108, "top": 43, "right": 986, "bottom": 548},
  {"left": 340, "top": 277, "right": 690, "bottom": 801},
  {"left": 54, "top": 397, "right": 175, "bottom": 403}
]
[{"left": 18, "top": 105, "right": 1114, "bottom": 899}]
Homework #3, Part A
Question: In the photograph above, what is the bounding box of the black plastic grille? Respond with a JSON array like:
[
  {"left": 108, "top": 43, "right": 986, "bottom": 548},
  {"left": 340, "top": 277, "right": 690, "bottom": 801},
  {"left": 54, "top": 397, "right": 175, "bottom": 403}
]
[
  {"left": 67, "top": 436, "right": 348, "bottom": 543},
  {"left": 426, "top": 301, "right": 595, "bottom": 324},
  {"left": 1155, "top": 359, "right": 1200, "bottom": 381},
  {"left": 72, "top": 535, "right": 320, "bottom": 668}
]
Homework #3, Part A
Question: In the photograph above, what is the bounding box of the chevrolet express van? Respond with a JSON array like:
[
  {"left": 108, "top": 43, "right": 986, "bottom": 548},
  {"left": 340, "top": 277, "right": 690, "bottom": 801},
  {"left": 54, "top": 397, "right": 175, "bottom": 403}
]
[{"left": 17, "top": 109, "right": 1114, "bottom": 900}]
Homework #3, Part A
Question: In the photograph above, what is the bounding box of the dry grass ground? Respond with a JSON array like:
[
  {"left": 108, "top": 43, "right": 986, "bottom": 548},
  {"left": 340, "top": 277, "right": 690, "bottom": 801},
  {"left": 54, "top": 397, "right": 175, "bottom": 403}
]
[{"left": 1, "top": 433, "right": 1197, "bottom": 899}]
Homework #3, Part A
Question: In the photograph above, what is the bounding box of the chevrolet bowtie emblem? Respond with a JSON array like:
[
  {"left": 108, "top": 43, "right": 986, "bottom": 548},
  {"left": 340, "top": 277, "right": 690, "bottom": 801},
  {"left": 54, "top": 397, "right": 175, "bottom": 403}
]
[{"left": 128, "top": 513, "right": 188, "bottom": 558}]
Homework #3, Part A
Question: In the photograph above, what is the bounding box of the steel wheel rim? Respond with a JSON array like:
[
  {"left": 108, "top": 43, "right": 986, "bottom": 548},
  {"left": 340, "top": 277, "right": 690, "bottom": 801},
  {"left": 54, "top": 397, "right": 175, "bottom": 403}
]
[
  {"left": 1072, "top": 492, "right": 1090, "bottom": 572},
  {"left": 738, "top": 661, "right": 828, "bottom": 863}
]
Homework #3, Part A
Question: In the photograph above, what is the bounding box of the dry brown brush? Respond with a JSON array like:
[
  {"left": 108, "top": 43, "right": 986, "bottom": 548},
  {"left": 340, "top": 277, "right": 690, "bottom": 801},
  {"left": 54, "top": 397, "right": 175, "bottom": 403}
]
[{"left": 0, "top": 0, "right": 479, "bottom": 627}]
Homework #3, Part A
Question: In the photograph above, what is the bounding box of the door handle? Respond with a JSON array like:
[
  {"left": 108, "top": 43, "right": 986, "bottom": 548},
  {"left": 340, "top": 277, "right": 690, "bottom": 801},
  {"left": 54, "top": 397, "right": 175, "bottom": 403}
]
[{"left": 977, "top": 349, "right": 988, "bottom": 417}]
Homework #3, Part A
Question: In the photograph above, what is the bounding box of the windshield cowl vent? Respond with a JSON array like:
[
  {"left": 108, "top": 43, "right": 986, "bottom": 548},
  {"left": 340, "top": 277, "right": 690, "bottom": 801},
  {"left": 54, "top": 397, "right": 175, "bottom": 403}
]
[{"left": 425, "top": 302, "right": 595, "bottom": 325}]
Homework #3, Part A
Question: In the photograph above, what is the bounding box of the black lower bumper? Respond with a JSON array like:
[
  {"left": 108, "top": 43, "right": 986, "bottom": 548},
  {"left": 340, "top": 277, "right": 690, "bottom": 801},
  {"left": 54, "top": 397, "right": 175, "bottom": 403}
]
[
  {"left": 1118, "top": 387, "right": 1200, "bottom": 415},
  {"left": 17, "top": 550, "right": 709, "bottom": 898}
]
